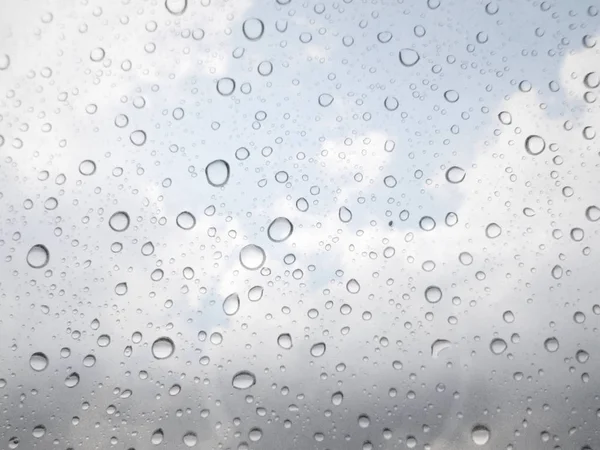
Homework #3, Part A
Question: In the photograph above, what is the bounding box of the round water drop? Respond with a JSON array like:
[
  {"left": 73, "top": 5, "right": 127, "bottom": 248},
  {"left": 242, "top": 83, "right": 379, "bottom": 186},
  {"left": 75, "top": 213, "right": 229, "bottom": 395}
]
[
  {"left": 331, "top": 391, "right": 344, "bottom": 405},
  {"left": 384, "top": 96, "right": 399, "bottom": 111},
  {"left": 339, "top": 206, "right": 352, "bottom": 223},
  {"left": 485, "top": 222, "right": 502, "bottom": 238},
  {"left": 97, "top": 334, "right": 111, "bottom": 347},
  {"left": 169, "top": 384, "right": 181, "bottom": 395},
  {"left": 584, "top": 72, "right": 600, "bottom": 89},
  {"left": 445, "top": 212, "right": 458, "bottom": 227},
  {"left": 65, "top": 372, "right": 80, "bottom": 388},
  {"left": 32, "top": 425, "right": 46, "bottom": 438},
  {"left": 443, "top": 90, "right": 459, "bottom": 103},
  {"left": 217, "top": 77, "right": 236, "bottom": 96},
  {"left": 524, "top": 135, "right": 545, "bottom": 155},
  {"left": 576, "top": 350, "right": 589, "bottom": 363},
  {"left": 176, "top": 211, "right": 196, "bottom": 230},
  {"left": 377, "top": 31, "right": 393, "bottom": 43},
  {"left": 503, "top": 311, "right": 514, "bottom": 323},
  {"left": 151, "top": 429, "right": 164, "bottom": 445},
  {"left": 585, "top": 205, "right": 600, "bottom": 222},
  {"left": 130, "top": 130, "right": 147, "bottom": 146},
  {"left": 239, "top": 244, "right": 266, "bottom": 270},
  {"left": 27, "top": 245, "right": 50, "bottom": 269},
  {"left": 115, "top": 282, "right": 128, "bottom": 296},
  {"left": 165, "top": 0, "right": 187, "bottom": 15},
  {"left": 424, "top": 286, "right": 442, "bottom": 303},
  {"left": 206, "top": 159, "right": 230, "bottom": 187},
  {"left": 296, "top": 197, "right": 309, "bottom": 212},
  {"left": 232, "top": 370, "right": 256, "bottom": 389},
  {"left": 236, "top": 147, "right": 250, "bottom": 160},
  {"left": 89, "top": 47, "right": 105, "bottom": 62},
  {"left": 346, "top": 278, "right": 360, "bottom": 294},
  {"left": 248, "top": 285, "right": 264, "bottom": 301},
  {"left": 109, "top": 211, "right": 130, "bottom": 232},
  {"left": 277, "top": 333, "right": 293, "bottom": 349},
  {"left": 471, "top": 425, "right": 490, "bottom": 445},
  {"left": 183, "top": 432, "right": 198, "bottom": 447},
  {"left": 419, "top": 216, "right": 436, "bottom": 231},
  {"left": 489, "top": 338, "right": 507, "bottom": 355},
  {"left": 141, "top": 241, "right": 155, "bottom": 256},
  {"left": 151, "top": 337, "right": 175, "bottom": 359},
  {"left": 267, "top": 217, "right": 293, "bottom": 242},
  {"left": 310, "top": 342, "right": 326, "bottom": 357},
  {"left": 318, "top": 93, "right": 334, "bottom": 107},
  {"left": 79, "top": 160, "right": 96, "bottom": 176},
  {"left": 223, "top": 293, "right": 240, "bottom": 316},
  {"left": 399, "top": 48, "right": 420, "bottom": 67},
  {"left": 257, "top": 61, "right": 273, "bottom": 76},
  {"left": 83, "top": 354, "right": 96, "bottom": 367},
  {"left": 242, "top": 18, "right": 264, "bottom": 41},
  {"left": 445, "top": 166, "right": 465, "bottom": 183},
  {"left": 551, "top": 265, "right": 563, "bottom": 280},
  {"left": 544, "top": 337, "right": 559, "bottom": 353},
  {"left": 431, "top": 339, "right": 451, "bottom": 358},
  {"left": 29, "top": 352, "right": 49, "bottom": 371}
]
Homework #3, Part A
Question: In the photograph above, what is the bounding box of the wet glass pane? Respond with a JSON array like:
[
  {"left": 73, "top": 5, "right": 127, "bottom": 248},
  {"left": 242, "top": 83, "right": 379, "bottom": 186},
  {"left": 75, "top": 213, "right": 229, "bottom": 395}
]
[{"left": 1, "top": 0, "right": 600, "bottom": 449}]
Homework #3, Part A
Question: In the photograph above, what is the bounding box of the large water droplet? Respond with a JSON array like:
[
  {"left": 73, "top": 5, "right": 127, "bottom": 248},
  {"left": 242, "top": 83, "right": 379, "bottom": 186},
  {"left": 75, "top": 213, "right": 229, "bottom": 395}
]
[
  {"left": 331, "top": 391, "right": 344, "bottom": 405},
  {"left": 32, "top": 425, "right": 46, "bottom": 438},
  {"left": 489, "top": 338, "right": 507, "bottom": 355},
  {"left": 151, "top": 429, "right": 164, "bottom": 445},
  {"left": 216, "top": 77, "right": 236, "bottom": 96},
  {"left": 27, "top": 245, "right": 50, "bottom": 269},
  {"left": 239, "top": 244, "right": 266, "bottom": 270},
  {"left": 183, "top": 432, "right": 198, "bottom": 447},
  {"left": 65, "top": 372, "right": 80, "bottom": 388},
  {"left": 206, "top": 159, "right": 230, "bottom": 187},
  {"left": 109, "top": 211, "right": 130, "bottom": 232},
  {"left": 248, "top": 285, "right": 264, "bottom": 301},
  {"left": 267, "top": 217, "right": 293, "bottom": 242},
  {"left": 176, "top": 211, "right": 196, "bottom": 230},
  {"left": 318, "top": 93, "right": 334, "bottom": 107},
  {"left": 130, "top": 130, "right": 147, "bottom": 146},
  {"left": 339, "top": 206, "right": 353, "bottom": 223},
  {"left": 165, "top": 0, "right": 187, "bottom": 15},
  {"left": 346, "top": 278, "right": 360, "bottom": 294},
  {"left": 445, "top": 166, "right": 465, "bottom": 183},
  {"left": 424, "top": 286, "right": 442, "bottom": 303},
  {"left": 419, "top": 216, "right": 436, "bottom": 231},
  {"left": 79, "top": 160, "right": 96, "bottom": 176},
  {"left": 310, "top": 342, "right": 326, "bottom": 357},
  {"left": 223, "top": 293, "right": 240, "bottom": 315},
  {"left": 524, "top": 135, "right": 545, "bottom": 155},
  {"left": 277, "top": 333, "right": 293, "bottom": 349},
  {"left": 485, "top": 222, "right": 502, "bottom": 238},
  {"left": 399, "top": 48, "right": 420, "bottom": 67},
  {"left": 585, "top": 205, "right": 600, "bottom": 222},
  {"left": 471, "top": 425, "right": 490, "bottom": 445},
  {"left": 242, "top": 18, "right": 264, "bottom": 41},
  {"left": 431, "top": 339, "right": 451, "bottom": 358},
  {"left": 151, "top": 337, "right": 175, "bottom": 359},
  {"left": 29, "top": 352, "right": 49, "bottom": 371},
  {"left": 544, "top": 337, "right": 559, "bottom": 353},
  {"left": 232, "top": 370, "right": 256, "bottom": 389}
]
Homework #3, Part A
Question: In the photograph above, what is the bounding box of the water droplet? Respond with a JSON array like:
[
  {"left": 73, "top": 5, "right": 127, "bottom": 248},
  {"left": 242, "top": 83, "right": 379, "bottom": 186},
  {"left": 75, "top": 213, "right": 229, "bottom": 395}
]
[
  {"left": 498, "top": 111, "right": 512, "bottom": 125},
  {"left": 79, "top": 160, "right": 96, "bottom": 176},
  {"left": 248, "top": 285, "right": 264, "bottom": 301},
  {"left": 310, "top": 342, "right": 326, "bottom": 357},
  {"left": 267, "top": 217, "right": 293, "bottom": 242},
  {"left": 471, "top": 425, "right": 490, "bottom": 445},
  {"left": 318, "top": 93, "right": 334, "bottom": 107},
  {"left": 32, "top": 425, "right": 46, "bottom": 438},
  {"left": 151, "top": 337, "right": 175, "bottom": 359},
  {"left": 257, "top": 61, "right": 273, "bottom": 76},
  {"left": 544, "top": 337, "right": 559, "bottom": 353},
  {"left": 503, "top": 311, "right": 515, "bottom": 323},
  {"left": 216, "top": 77, "right": 236, "bottom": 96},
  {"left": 83, "top": 354, "right": 96, "bottom": 367},
  {"left": 141, "top": 241, "right": 155, "bottom": 256},
  {"left": 205, "top": 159, "right": 230, "bottom": 187},
  {"left": 277, "top": 333, "right": 293, "bottom": 349},
  {"left": 65, "top": 372, "right": 80, "bottom": 388},
  {"left": 331, "top": 391, "right": 344, "bottom": 405},
  {"left": 431, "top": 339, "right": 451, "bottom": 358},
  {"left": 223, "top": 293, "right": 240, "bottom": 315},
  {"left": 176, "top": 211, "right": 196, "bottom": 230},
  {"left": 346, "top": 278, "right": 360, "bottom": 294},
  {"left": 524, "top": 135, "right": 545, "bottom": 155},
  {"left": 419, "top": 216, "right": 436, "bottom": 231},
  {"left": 377, "top": 31, "right": 393, "bottom": 43},
  {"left": 551, "top": 265, "right": 563, "bottom": 280},
  {"left": 165, "top": 0, "right": 187, "bottom": 15},
  {"left": 239, "top": 244, "right": 266, "bottom": 270},
  {"left": 183, "top": 432, "right": 198, "bottom": 447},
  {"left": 151, "top": 429, "right": 164, "bottom": 445},
  {"left": 444, "top": 90, "right": 459, "bottom": 103},
  {"left": 584, "top": 72, "right": 600, "bottom": 89},
  {"left": 27, "top": 245, "right": 50, "bottom": 269},
  {"left": 424, "top": 286, "right": 442, "bottom": 303},
  {"left": 232, "top": 370, "right": 256, "bottom": 389},
  {"left": 489, "top": 338, "right": 507, "bottom": 355},
  {"left": 29, "top": 352, "right": 49, "bottom": 371},
  {"left": 485, "top": 223, "right": 502, "bottom": 238},
  {"left": 384, "top": 96, "right": 399, "bottom": 111},
  {"left": 576, "top": 350, "right": 589, "bottom": 363},
  {"left": 585, "top": 205, "right": 600, "bottom": 222},
  {"left": 339, "top": 206, "right": 352, "bottom": 223},
  {"left": 445, "top": 166, "right": 465, "bottom": 183},
  {"left": 130, "top": 130, "right": 147, "bottom": 146},
  {"left": 296, "top": 197, "right": 309, "bottom": 212},
  {"left": 242, "top": 18, "right": 264, "bottom": 41},
  {"left": 399, "top": 48, "right": 420, "bottom": 67},
  {"left": 109, "top": 211, "right": 130, "bottom": 232}
]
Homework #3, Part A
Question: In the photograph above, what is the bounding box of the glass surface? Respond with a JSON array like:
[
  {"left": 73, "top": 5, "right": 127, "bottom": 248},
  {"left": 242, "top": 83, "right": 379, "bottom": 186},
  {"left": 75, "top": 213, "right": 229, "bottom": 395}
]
[{"left": 1, "top": 0, "right": 600, "bottom": 449}]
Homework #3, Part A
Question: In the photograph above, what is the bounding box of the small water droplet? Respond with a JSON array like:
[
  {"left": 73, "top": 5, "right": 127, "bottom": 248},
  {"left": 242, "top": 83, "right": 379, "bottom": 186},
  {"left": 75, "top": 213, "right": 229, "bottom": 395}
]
[
  {"left": 419, "top": 216, "right": 436, "bottom": 231},
  {"left": 318, "top": 93, "right": 334, "bottom": 107},
  {"left": 130, "top": 130, "right": 147, "bottom": 146},
  {"left": 109, "top": 211, "right": 130, "bottom": 232},
  {"left": 32, "top": 425, "right": 46, "bottom": 438},
  {"left": 216, "top": 77, "right": 236, "bottom": 96},
  {"left": 206, "top": 159, "right": 230, "bottom": 187},
  {"left": 242, "top": 18, "right": 265, "bottom": 41},
  {"left": 331, "top": 391, "right": 344, "bottom": 405},
  {"left": 485, "top": 223, "right": 502, "bottom": 238},
  {"left": 445, "top": 166, "right": 465, "bottom": 183},
  {"left": 165, "top": 0, "right": 187, "bottom": 15},
  {"left": 239, "top": 244, "right": 266, "bottom": 270},
  {"left": 544, "top": 337, "right": 559, "bottom": 353},
  {"left": 424, "top": 286, "right": 442, "bottom": 303},
  {"left": 399, "top": 48, "right": 420, "bottom": 67},
  {"left": 524, "top": 135, "right": 545, "bottom": 155},
  {"left": 65, "top": 372, "right": 80, "bottom": 388},
  {"left": 346, "top": 278, "right": 360, "bottom": 294},
  {"left": 79, "top": 160, "right": 96, "bottom": 176},
  {"left": 176, "top": 211, "right": 196, "bottom": 230},
  {"left": 339, "top": 206, "right": 353, "bottom": 223},
  {"left": 585, "top": 205, "right": 600, "bottom": 222},
  {"left": 431, "top": 339, "right": 451, "bottom": 358}
]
